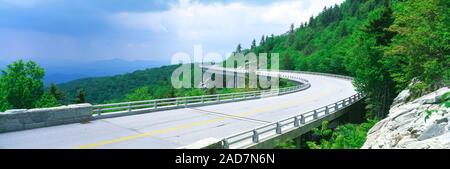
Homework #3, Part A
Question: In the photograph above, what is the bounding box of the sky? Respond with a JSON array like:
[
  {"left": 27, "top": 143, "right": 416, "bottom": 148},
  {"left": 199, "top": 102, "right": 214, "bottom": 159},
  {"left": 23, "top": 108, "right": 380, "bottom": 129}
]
[{"left": 0, "top": 0, "right": 344, "bottom": 65}]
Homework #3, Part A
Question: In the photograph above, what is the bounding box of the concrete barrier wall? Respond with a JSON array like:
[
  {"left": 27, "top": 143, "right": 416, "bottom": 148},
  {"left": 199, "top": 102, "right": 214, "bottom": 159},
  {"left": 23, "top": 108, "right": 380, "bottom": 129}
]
[{"left": 0, "top": 104, "right": 92, "bottom": 133}]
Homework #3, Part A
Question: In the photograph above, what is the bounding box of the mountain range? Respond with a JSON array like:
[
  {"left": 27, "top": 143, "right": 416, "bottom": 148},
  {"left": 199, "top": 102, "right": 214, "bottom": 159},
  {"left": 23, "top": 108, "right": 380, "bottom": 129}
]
[{"left": 42, "top": 58, "right": 166, "bottom": 85}]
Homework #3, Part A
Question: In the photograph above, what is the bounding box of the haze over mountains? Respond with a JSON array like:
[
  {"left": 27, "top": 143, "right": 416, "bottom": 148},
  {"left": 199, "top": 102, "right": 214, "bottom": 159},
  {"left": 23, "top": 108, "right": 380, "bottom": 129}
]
[
  {"left": 42, "top": 58, "right": 166, "bottom": 85},
  {"left": 0, "top": 59, "right": 166, "bottom": 85}
]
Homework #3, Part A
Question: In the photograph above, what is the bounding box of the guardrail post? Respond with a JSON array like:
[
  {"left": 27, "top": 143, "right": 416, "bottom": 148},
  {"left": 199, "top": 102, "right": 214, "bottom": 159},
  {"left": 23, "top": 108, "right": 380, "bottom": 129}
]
[
  {"left": 243, "top": 93, "right": 246, "bottom": 100},
  {"left": 217, "top": 95, "right": 220, "bottom": 102},
  {"left": 276, "top": 122, "right": 282, "bottom": 134},
  {"left": 232, "top": 94, "right": 235, "bottom": 100},
  {"left": 253, "top": 91, "right": 256, "bottom": 98},
  {"left": 300, "top": 115, "right": 305, "bottom": 124},
  {"left": 252, "top": 130, "right": 259, "bottom": 143},
  {"left": 335, "top": 103, "right": 338, "bottom": 111},
  {"left": 154, "top": 100, "right": 157, "bottom": 109},
  {"left": 184, "top": 98, "right": 188, "bottom": 107},
  {"left": 201, "top": 96, "right": 204, "bottom": 103},
  {"left": 294, "top": 116, "right": 299, "bottom": 127},
  {"left": 96, "top": 109, "right": 101, "bottom": 116},
  {"left": 127, "top": 103, "right": 132, "bottom": 112},
  {"left": 313, "top": 110, "right": 318, "bottom": 119},
  {"left": 325, "top": 106, "right": 329, "bottom": 115},
  {"left": 222, "top": 139, "right": 229, "bottom": 149},
  {"left": 176, "top": 99, "right": 179, "bottom": 106}
]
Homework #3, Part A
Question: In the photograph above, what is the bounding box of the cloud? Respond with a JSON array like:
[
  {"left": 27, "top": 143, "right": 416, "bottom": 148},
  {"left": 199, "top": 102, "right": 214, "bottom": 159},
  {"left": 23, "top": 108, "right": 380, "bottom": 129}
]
[
  {"left": 0, "top": 0, "right": 345, "bottom": 63},
  {"left": 112, "top": 12, "right": 168, "bottom": 32},
  {"left": 111, "top": 0, "right": 344, "bottom": 46}
]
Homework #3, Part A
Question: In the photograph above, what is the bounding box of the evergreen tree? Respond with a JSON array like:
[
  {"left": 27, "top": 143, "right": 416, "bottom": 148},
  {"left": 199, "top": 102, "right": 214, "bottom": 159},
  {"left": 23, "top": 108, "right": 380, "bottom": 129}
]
[
  {"left": 283, "top": 53, "right": 295, "bottom": 70},
  {"left": 308, "top": 16, "right": 316, "bottom": 27},
  {"left": 346, "top": 0, "right": 396, "bottom": 119},
  {"left": 75, "top": 88, "right": 86, "bottom": 104},
  {"left": 236, "top": 44, "right": 242, "bottom": 54},
  {"left": 49, "top": 83, "right": 65, "bottom": 103},
  {"left": 286, "top": 24, "right": 295, "bottom": 47},
  {"left": 251, "top": 39, "right": 256, "bottom": 49},
  {"left": 260, "top": 35, "right": 265, "bottom": 45}
]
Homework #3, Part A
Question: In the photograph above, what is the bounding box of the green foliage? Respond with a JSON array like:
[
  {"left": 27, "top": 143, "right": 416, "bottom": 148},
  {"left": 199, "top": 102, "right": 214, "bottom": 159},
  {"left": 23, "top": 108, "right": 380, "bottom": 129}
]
[
  {"left": 57, "top": 65, "right": 180, "bottom": 104},
  {"left": 34, "top": 93, "right": 60, "bottom": 108},
  {"left": 274, "top": 139, "right": 297, "bottom": 149},
  {"left": 49, "top": 83, "right": 65, "bottom": 104},
  {"left": 441, "top": 92, "right": 450, "bottom": 108},
  {"left": 232, "top": 0, "right": 447, "bottom": 120},
  {"left": 425, "top": 91, "right": 450, "bottom": 122},
  {"left": 345, "top": 1, "right": 396, "bottom": 119},
  {"left": 75, "top": 88, "right": 86, "bottom": 104},
  {"left": 386, "top": 0, "right": 450, "bottom": 95},
  {"left": 306, "top": 120, "right": 377, "bottom": 149},
  {"left": 0, "top": 60, "right": 45, "bottom": 111},
  {"left": 124, "top": 86, "right": 153, "bottom": 102}
]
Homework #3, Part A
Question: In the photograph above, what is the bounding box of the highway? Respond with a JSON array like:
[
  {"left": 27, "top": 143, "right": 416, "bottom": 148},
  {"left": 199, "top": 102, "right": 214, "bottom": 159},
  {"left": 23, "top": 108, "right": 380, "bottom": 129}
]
[{"left": 0, "top": 72, "right": 356, "bottom": 149}]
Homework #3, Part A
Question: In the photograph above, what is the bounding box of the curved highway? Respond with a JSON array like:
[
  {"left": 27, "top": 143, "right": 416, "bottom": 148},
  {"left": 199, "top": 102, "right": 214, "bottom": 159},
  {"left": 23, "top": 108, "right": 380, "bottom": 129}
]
[{"left": 0, "top": 70, "right": 356, "bottom": 149}]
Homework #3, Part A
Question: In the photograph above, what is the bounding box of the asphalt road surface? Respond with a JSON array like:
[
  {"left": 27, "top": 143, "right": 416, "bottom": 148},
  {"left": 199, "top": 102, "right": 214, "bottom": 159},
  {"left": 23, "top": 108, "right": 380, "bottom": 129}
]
[{"left": 0, "top": 73, "right": 356, "bottom": 149}]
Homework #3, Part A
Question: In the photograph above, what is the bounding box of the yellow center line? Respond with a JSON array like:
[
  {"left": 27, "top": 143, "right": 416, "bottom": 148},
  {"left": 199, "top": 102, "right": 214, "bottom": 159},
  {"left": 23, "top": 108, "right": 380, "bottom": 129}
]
[{"left": 75, "top": 81, "right": 337, "bottom": 149}]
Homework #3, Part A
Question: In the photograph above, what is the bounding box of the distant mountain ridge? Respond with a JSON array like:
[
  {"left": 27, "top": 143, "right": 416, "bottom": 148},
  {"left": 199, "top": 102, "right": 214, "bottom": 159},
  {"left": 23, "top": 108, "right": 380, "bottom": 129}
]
[{"left": 43, "top": 58, "right": 166, "bottom": 85}]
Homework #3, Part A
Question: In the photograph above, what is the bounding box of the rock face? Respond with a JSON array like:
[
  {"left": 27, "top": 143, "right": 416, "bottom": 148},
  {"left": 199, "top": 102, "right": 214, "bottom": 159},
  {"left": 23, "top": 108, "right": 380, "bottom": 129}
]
[{"left": 362, "top": 87, "right": 450, "bottom": 149}]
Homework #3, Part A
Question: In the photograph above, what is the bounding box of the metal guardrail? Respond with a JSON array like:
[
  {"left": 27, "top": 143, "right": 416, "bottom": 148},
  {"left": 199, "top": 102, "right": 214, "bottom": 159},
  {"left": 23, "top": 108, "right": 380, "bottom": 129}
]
[
  {"left": 92, "top": 69, "right": 311, "bottom": 118},
  {"left": 220, "top": 72, "right": 364, "bottom": 149},
  {"left": 92, "top": 67, "right": 363, "bottom": 149}
]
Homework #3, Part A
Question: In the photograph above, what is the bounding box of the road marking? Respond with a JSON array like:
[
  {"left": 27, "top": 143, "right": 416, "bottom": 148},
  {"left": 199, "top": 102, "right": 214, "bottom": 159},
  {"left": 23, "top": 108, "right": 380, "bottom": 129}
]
[
  {"left": 189, "top": 108, "right": 271, "bottom": 124},
  {"left": 75, "top": 80, "right": 339, "bottom": 149}
]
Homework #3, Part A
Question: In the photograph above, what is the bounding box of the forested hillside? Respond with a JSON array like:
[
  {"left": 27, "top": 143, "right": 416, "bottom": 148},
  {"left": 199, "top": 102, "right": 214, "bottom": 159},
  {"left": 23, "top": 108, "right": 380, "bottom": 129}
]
[
  {"left": 57, "top": 65, "right": 179, "bottom": 104},
  {"left": 55, "top": 64, "right": 294, "bottom": 104},
  {"left": 235, "top": 0, "right": 449, "bottom": 119}
]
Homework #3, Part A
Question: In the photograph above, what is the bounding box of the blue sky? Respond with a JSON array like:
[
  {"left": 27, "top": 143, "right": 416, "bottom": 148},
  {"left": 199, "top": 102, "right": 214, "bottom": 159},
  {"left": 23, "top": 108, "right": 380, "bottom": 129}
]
[{"left": 0, "top": 0, "right": 343, "bottom": 65}]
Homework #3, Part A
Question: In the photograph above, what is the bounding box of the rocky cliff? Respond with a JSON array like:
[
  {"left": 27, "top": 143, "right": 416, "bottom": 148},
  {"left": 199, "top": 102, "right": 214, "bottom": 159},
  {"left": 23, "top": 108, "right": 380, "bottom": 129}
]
[{"left": 362, "top": 87, "right": 450, "bottom": 149}]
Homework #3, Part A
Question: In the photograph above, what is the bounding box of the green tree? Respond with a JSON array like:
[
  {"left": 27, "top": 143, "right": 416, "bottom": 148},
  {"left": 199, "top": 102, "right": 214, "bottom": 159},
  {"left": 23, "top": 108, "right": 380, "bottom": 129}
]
[
  {"left": 251, "top": 39, "right": 256, "bottom": 49},
  {"left": 0, "top": 60, "right": 45, "bottom": 110},
  {"left": 286, "top": 24, "right": 295, "bottom": 47},
  {"left": 306, "top": 120, "right": 377, "bottom": 149},
  {"left": 260, "top": 35, "right": 265, "bottom": 45},
  {"left": 274, "top": 139, "right": 297, "bottom": 149},
  {"left": 385, "top": 0, "right": 450, "bottom": 96},
  {"left": 34, "top": 93, "right": 60, "bottom": 108},
  {"left": 124, "top": 86, "right": 153, "bottom": 101},
  {"left": 283, "top": 53, "right": 295, "bottom": 70},
  {"left": 306, "top": 121, "right": 333, "bottom": 149},
  {"left": 49, "top": 83, "right": 65, "bottom": 103},
  {"left": 346, "top": 0, "right": 396, "bottom": 118},
  {"left": 75, "top": 88, "right": 86, "bottom": 103},
  {"left": 236, "top": 44, "right": 242, "bottom": 54}
]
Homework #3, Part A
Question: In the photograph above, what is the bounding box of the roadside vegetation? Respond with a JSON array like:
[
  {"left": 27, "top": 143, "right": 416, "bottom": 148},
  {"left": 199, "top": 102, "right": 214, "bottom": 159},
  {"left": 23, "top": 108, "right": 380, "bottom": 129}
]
[{"left": 0, "top": 0, "right": 447, "bottom": 149}]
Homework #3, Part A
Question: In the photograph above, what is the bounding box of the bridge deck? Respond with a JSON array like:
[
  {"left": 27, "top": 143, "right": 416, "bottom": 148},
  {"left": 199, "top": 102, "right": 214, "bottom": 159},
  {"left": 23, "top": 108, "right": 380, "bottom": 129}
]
[{"left": 0, "top": 73, "right": 355, "bottom": 149}]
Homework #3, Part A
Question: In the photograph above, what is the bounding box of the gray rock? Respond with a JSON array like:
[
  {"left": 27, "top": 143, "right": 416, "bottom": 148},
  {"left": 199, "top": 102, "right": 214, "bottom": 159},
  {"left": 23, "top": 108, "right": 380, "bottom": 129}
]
[{"left": 363, "top": 87, "right": 450, "bottom": 149}]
